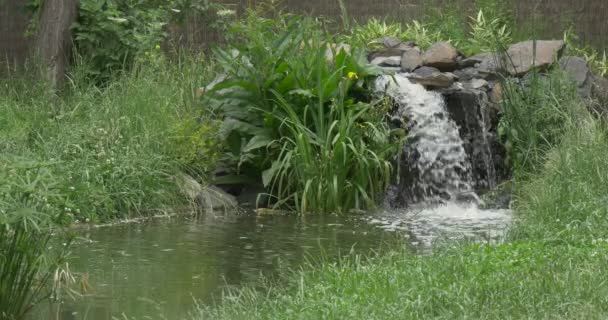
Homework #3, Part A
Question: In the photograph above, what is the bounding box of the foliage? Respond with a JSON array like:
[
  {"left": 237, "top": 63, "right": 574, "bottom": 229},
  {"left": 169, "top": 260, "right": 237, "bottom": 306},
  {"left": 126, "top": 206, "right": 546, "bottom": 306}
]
[
  {"left": 564, "top": 28, "right": 608, "bottom": 77},
  {"left": 205, "top": 11, "right": 399, "bottom": 214},
  {"left": 347, "top": 18, "right": 406, "bottom": 49},
  {"left": 0, "top": 54, "right": 219, "bottom": 223},
  {"left": 0, "top": 163, "right": 69, "bottom": 320},
  {"left": 194, "top": 240, "right": 608, "bottom": 319},
  {"left": 498, "top": 69, "right": 587, "bottom": 176},
  {"left": 463, "top": 10, "right": 512, "bottom": 56},
  {"left": 0, "top": 212, "right": 68, "bottom": 320},
  {"left": 26, "top": 0, "right": 232, "bottom": 80},
  {"left": 512, "top": 119, "right": 608, "bottom": 242}
]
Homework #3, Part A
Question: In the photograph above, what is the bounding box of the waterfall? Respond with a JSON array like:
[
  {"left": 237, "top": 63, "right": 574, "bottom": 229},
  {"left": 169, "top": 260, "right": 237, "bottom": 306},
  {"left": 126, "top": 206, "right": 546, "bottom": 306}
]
[{"left": 375, "top": 74, "right": 476, "bottom": 205}]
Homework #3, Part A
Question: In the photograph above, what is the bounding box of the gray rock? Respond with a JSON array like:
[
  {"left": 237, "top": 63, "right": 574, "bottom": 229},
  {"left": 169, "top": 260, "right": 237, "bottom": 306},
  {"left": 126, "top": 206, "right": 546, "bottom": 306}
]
[
  {"left": 506, "top": 40, "right": 565, "bottom": 76},
  {"left": 383, "top": 37, "right": 402, "bottom": 48},
  {"left": 422, "top": 41, "right": 459, "bottom": 71},
  {"left": 401, "top": 49, "right": 423, "bottom": 72},
  {"left": 592, "top": 76, "right": 608, "bottom": 114},
  {"left": 371, "top": 56, "right": 402, "bottom": 67},
  {"left": 454, "top": 67, "right": 483, "bottom": 81},
  {"left": 559, "top": 56, "right": 593, "bottom": 99},
  {"left": 458, "top": 53, "right": 491, "bottom": 69},
  {"left": 409, "top": 66, "right": 456, "bottom": 89},
  {"left": 464, "top": 78, "right": 489, "bottom": 90},
  {"left": 369, "top": 48, "right": 406, "bottom": 60},
  {"left": 177, "top": 174, "right": 238, "bottom": 213}
]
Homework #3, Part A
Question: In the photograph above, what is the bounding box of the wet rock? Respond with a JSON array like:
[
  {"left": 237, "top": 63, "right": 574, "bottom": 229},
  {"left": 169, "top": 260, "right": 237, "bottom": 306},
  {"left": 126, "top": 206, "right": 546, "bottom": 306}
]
[
  {"left": 443, "top": 89, "right": 506, "bottom": 190},
  {"left": 401, "top": 49, "right": 423, "bottom": 72},
  {"left": 422, "top": 41, "right": 459, "bottom": 71},
  {"left": 371, "top": 55, "right": 402, "bottom": 67},
  {"left": 177, "top": 174, "right": 238, "bottom": 212},
  {"left": 506, "top": 40, "right": 565, "bottom": 76},
  {"left": 559, "top": 56, "right": 593, "bottom": 100},
  {"left": 408, "top": 66, "right": 456, "bottom": 89}
]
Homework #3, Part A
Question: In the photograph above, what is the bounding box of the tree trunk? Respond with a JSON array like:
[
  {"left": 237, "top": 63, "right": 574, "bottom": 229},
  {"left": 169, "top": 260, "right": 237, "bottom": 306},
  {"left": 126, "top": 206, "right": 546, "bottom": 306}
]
[{"left": 35, "top": 0, "right": 78, "bottom": 89}]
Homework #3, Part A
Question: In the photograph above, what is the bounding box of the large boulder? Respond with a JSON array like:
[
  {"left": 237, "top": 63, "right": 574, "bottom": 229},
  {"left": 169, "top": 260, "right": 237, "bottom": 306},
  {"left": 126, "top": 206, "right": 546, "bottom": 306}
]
[
  {"left": 408, "top": 66, "right": 456, "bottom": 89},
  {"left": 559, "top": 56, "right": 593, "bottom": 100},
  {"left": 506, "top": 40, "right": 565, "bottom": 76},
  {"left": 422, "top": 42, "right": 459, "bottom": 71}
]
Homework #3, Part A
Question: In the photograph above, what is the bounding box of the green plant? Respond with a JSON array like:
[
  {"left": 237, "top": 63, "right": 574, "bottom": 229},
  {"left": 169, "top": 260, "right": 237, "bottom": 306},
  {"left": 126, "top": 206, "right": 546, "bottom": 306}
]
[
  {"left": 0, "top": 162, "right": 69, "bottom": 320},
  {"left": 347, "top": 18, "right": 406, "bottom": 49},
  {"left": 564, "top": 28, "right": 608, "bottom": 77},
  {"left": 402, "top": 20, "right": 445, "bottom": 50},
  {"left": 0, "top": 53, "right": 219, "bottom": 223},
  {"left": 498, "top": 68, "right": 588, "bottom": 176},
  {"left": 206, "top": 11, "right": 399, "bottom": 213},
  {"left": 463, "top": 10, "right": 512, "bottom": 56}
]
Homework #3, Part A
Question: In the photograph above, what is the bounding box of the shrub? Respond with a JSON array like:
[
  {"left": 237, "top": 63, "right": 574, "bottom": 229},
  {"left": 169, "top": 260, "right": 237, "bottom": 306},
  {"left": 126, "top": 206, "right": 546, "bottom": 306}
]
[
  {"left": 498, "top": 68, "right": 588, "bottom": 176},
  {"left": 205, "top": 11, "right": 400, "bottom": 213}
]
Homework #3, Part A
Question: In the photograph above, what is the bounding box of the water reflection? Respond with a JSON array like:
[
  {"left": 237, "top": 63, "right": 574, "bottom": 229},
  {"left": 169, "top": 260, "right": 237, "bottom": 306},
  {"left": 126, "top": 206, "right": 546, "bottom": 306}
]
[{"left": 35, "top": 213, "right": 399, "bottom": 320}]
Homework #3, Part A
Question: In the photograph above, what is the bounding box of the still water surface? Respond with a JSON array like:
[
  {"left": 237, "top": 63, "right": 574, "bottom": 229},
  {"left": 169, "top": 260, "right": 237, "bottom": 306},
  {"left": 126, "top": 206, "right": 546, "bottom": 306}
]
[{"left": 36, "top": 203, "right": 510, "bottom": 320}]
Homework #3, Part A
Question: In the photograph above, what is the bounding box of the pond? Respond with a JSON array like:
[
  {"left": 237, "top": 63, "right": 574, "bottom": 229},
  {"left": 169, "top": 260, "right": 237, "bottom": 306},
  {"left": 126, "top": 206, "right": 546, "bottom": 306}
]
[{"left": 34, "top": 203, "right": 510, "bottom": 320}]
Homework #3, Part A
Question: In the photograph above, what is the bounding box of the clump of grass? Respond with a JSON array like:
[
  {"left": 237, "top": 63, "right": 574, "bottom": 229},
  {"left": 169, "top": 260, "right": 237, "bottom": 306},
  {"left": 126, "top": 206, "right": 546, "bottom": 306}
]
[
  {"left": 0, "top": 53, "right": 220, "bottom": 224},
  {"left": 194, "top": 241, "right": 608, "bottom": 320},
  {"left": 511, "top": 119, "right": 608, "bottom": 242},
  {"left": 498, "top": 68, "right": 588, "bottom": 176}
]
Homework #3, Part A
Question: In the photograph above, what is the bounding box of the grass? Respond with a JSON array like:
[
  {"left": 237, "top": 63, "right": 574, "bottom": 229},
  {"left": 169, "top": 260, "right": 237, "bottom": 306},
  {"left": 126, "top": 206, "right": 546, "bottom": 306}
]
[
  {"left": 195, "top": 242, "right": 608, "bottom": 319},
  {"left": 191, "top": 48, "right": 608, "bottom": 319},
  {"left": 0, "top": 53, "right": 220, "bottom": 224},
  {"left": 1, "top": 53, "right": 221, "bottom": 318}
]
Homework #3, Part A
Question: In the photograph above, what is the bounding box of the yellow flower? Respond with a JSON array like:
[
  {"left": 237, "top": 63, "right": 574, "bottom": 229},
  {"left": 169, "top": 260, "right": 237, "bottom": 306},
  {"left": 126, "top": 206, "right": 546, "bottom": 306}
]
[
  {"left": 347, "top": 72, "right": 359, "bottom": 80},
  {"left": 155, "top": 44, "right": 161, "bottom": 50}
]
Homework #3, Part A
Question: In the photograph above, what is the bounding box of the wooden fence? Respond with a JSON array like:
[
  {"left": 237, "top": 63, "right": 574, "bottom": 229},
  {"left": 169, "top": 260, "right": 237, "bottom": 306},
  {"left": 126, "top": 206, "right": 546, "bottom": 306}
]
[{"left": 2, "top": 0, "right": 608, "bottom": 70}]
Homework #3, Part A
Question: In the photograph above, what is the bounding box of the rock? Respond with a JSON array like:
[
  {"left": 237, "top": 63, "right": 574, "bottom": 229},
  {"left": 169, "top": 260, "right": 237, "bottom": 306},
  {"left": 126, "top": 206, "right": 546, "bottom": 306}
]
[
  {"left": 458, "top": 53, "right": 491, "bottom": 69},
  {"left": 176, "top": 174, "right": 238, "bottom": 212},
  {"left": 325, "top": 43, "right": 351, "bottom": 64},
  {"left": 401, "top": 49, "right": 423, "bottom": 72},
  {"left": 477, "top": 54, "right": 504, "bottom": 78},
  {"left": 422, "top": 41, "right": 459, "bottom": 71},
  {"left": 443, "top": 89, "right": 506, "bottom": 189},
  {"left": 369, "top": 48, "right": 406, "bottom": 60},
  {"left": 559, "top": 56, "right": 593, "bottom": 100},
  {"left": 383, "top": 37, "right": 402, "bottom": 48},
  {"left": 371, "top": 55, "right": 402, "bottom": 67},
  {"left": 489, "top": 82, "right": 503, "bottom": 104},
  {"left": 592, "top": 76, "right": 608, "bottom": 114},
  {"left": 454, "top": 67, "right": 483, "bottom": 81},
  {"left": 395, "top": 43, "right": 418, "bottom": 52},
  {"left": 409, "top": 66, "right": 456, "bottom": 89},
  {"left": 506, "top": 40, "right": 565, "bottom": 76},
  {"left": 464, "top": 78, "right": 489, "bottom": 90}
]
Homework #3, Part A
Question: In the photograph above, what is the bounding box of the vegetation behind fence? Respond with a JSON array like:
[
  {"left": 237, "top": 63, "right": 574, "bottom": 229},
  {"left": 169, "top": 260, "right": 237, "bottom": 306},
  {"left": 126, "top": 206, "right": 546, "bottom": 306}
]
[{"left": 2, "top": 0, "right": 608, "bottom": 70}]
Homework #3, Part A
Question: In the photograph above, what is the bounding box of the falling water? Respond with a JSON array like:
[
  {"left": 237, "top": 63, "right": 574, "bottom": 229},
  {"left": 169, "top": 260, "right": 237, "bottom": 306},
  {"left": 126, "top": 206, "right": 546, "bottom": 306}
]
[
  {"left": 372, "top": 74, "right": 511, "bottom": 248},
  {"left": 375, "top": 74, "right": 475, "bottom": 204}
]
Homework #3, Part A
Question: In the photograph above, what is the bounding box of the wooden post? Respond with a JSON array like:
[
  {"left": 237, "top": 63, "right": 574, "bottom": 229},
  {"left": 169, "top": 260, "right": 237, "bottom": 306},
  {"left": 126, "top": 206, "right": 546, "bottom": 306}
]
[{"left": 35, "top": 0, "right": 78, "bottom": 88}]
